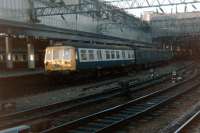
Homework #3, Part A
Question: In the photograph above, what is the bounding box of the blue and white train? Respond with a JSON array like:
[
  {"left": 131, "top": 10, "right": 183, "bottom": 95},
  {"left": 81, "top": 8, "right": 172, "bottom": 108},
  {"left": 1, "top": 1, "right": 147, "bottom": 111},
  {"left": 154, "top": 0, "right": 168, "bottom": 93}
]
[{"left": 44, "top": 42, "right": 173, "bottom": 73}]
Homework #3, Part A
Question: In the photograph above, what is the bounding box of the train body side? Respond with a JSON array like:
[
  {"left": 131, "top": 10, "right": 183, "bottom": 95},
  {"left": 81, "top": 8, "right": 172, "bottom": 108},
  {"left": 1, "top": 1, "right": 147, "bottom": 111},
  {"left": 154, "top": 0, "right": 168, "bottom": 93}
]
[
  {"left": 75, "top": 45, "right": 135, "bottom": 71},
  {"left": 135, "top": 47, "right": 173, "bottom": 65}
]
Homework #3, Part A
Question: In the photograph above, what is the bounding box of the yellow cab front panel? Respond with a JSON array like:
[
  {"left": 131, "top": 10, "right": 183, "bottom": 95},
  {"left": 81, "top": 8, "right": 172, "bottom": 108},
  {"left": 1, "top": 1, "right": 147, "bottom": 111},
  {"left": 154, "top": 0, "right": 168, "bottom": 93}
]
[{"left": 45, "top": 46, "right": 76, "bottom": 72}]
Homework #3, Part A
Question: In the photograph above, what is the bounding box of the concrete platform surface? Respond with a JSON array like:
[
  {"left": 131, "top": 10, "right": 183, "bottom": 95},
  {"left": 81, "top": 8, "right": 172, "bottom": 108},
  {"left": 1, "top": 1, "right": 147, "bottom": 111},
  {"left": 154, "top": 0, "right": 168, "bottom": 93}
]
[{"left": 0, "top": 69, "right": 44, "bottom": 78}]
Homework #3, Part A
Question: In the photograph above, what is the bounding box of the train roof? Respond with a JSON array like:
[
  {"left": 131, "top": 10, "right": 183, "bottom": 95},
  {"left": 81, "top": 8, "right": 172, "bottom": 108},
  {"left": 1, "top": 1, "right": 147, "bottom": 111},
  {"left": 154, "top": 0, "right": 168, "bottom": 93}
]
[
  {"left": 50, "top": 42, "right": 132, "bottom": 50},
  {"left": 48, "top": 41, "right": 170, "bottom": 51}
]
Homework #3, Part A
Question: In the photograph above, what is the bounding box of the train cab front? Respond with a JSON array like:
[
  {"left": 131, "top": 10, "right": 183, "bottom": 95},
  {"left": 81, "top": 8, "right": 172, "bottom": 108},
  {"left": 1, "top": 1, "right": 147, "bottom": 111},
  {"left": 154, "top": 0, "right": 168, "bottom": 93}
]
[{"left": 44, "top": 46, "right": 76, "bottom": 73}]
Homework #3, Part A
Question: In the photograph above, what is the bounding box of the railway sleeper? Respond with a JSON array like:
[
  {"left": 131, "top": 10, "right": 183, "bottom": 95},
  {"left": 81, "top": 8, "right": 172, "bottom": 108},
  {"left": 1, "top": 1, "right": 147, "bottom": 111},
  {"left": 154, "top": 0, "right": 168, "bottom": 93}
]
[
  {"left": 103, "top": 115, "right": 124, "bottom": 121},
  {"left": 79, "top": 126, "right": 100, "bottom": 132},
  {"left": 95, "top": 119, "right": 114, "bottom": 125},
  {"left": 89, "top": 122, "right": 109, "bottom": 128},
  {"left": 103, "top": 116, "right": 122, "bottom": 121},
  {"left": 100, "top": 118, "right": 116, "bottom": 123},
  {"left": 87, "top": 122, "right": 106, "bottom": 128},
  {"left": 95, "top": 118, "right": 111, "bottom": 122},
  {"left": 123, "top": 108, "right": 143, "bottom": 113},
  {"left": 128, "top": 105, "right": 147, "bottom": 110},
  {"left": 120, "top": 110, "right": 134, "bottom": 115},
  {"left": 132, "top": 105, "right": 151, "bottom": 110},
  {"left": 68, "top": 131, "right": 84, "bottom": 133},
  {"left": 149, "top": 97, "right": 164, "bottom": 103},
  {"left": 114, "top": 113, "right": 129, "bottom": 118}
]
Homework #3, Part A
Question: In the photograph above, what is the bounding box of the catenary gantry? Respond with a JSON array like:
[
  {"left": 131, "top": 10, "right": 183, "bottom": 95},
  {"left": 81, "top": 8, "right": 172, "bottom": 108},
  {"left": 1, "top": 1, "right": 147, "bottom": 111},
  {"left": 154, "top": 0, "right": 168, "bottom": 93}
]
[
  {"left": 103, "top": 0, "right": 200, "bottom": 10},
  {"left": 32, "top": 0, "right": 200, "bottom": 30},
  {"left": 32, "top": 0, "right": 149, "bottom": 34}
]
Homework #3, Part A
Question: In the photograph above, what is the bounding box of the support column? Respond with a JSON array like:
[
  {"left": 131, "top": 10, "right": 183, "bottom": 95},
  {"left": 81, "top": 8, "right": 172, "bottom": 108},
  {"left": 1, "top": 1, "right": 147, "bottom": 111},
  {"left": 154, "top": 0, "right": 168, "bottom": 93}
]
[
  {"left": 5, "top": 36, "right": 13, "bottom": 69},
  {"left": 27, "top": 43, "right": 35, "bottom": 69}
]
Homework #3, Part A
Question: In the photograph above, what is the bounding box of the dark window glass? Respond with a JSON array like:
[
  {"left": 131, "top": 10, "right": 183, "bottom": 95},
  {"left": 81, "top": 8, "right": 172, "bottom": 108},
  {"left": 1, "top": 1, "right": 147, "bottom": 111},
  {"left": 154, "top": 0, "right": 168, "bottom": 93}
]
[
  {"left": 88, "top": 50, "right": 94, "bottom": 60},
  {"left": 80, "top": 49, "right": 87, "bottom": 61},
  {"left": 111, "top": 51, "right": 115, "bottom": 59},
  {"left": 122, "top": 51, "right": 126, "bottom": 59},
  {"left": 128, "top": 51, "right": 131, "bottom": 58},
  {"left": 131, "top": 51, "right": 135, "bottom": 58},
  {"left": 105, "top": 50, "right": 110, "bottom": 59},
  {"left": 116, "top": 51, "right": 120, "bottom": 59}
]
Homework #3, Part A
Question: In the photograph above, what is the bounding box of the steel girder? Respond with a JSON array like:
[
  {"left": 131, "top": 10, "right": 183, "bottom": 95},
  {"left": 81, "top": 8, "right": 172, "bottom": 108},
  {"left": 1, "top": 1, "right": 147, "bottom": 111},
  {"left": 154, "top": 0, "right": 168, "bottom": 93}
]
[
  {"left": 34, "top": 0, "right": 200, "bottom": 17},
  {"left": 102, "top": 0, "right": 200, "bottom": 10},
  {"left": 33, "top": 0, "right": 149, "bottom": 31}
]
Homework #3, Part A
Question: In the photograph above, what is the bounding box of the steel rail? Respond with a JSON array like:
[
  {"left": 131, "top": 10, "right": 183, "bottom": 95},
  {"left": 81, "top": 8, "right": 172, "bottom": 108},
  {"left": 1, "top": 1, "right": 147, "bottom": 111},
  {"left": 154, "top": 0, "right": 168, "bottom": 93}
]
[
  {"left": 174, "top": 110, "right": 200, "bottom": 133},
  {"left": 40, "top": 68, "right": 198, "bottom": 133}
]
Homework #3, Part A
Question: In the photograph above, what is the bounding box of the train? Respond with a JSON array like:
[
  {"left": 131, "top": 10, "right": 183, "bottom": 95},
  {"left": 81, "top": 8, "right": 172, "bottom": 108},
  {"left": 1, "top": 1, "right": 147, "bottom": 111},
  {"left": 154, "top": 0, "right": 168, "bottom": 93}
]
[{"left": 44, "top": 42, "right": 173, "bottom": 73}]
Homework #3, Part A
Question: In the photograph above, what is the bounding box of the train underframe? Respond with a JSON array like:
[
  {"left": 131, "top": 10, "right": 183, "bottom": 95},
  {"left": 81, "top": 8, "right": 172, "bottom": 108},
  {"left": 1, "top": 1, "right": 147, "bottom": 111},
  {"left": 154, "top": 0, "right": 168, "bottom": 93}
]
[{"left": 46, "top": 60, "right": 171, "bottom": 84}]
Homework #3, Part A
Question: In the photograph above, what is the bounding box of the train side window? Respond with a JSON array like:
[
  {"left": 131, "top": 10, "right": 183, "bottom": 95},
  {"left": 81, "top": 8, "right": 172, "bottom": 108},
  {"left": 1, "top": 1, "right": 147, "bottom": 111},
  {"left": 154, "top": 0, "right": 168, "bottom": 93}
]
[
  {"left": 88, "top": 49, "right": 95, "bottom": 61},
  {"left": 116, "top": 51, "right": 120, "bottom": 59},
  {"left": 80, "top": 49, "right": 87, "bottom": 61},
  {"left": 97, "top": 50, "right": 102, "bottom": 61},
  {"left": 128, "top": 51, "right": 131, "bottom": 59},
  {"left": 122, "top": 51, "right": 126, "bottom": 59},
  {"left": 125, "top": 51, "right": 129, "bottom": 59},
  {"left": 131, "top": 50, "right": 135, "bottom": 59},
  {"left": 101, "top": 49, "right": 106, "bottom": 61},
  {"left": 111, "top": 50, "right": 115, "bottom": 59},
  {"left": 105, "top": 50, "right": 111, "bottom": 60},
  {"left": 119, "top": 50, "right": 122, "bottom": 59}
]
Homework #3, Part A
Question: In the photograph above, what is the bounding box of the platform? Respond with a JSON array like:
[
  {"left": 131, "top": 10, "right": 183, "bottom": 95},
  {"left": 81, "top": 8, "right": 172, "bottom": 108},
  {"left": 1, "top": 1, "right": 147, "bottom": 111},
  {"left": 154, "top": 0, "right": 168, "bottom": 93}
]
[{"left": 0, "top": 69, "right": 44, "bottom": 78}]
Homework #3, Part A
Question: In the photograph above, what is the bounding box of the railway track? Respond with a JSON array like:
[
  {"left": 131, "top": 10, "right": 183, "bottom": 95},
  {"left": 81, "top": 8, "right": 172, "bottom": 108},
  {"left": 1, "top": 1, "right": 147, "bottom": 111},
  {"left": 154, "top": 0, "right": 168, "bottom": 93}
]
[
  {"left": 0, "top": 64, "right": 190, "bottom": 131},
  {"left": 174, "top": 109, "right": 200, "bottom": 133},
  {"left": 0, "top": 70, "right": 174, "bottom": 129},
  {"left": 40, "top": 68, "right": 199, "bottom": 133}
]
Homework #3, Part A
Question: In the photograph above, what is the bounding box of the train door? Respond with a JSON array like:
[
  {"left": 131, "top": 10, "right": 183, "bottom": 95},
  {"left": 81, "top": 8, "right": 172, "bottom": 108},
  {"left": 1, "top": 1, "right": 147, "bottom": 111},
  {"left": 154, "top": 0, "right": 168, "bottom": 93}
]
[{"left": 68, "top": 47, "right": 76, "bottom": 71}]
